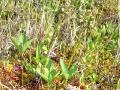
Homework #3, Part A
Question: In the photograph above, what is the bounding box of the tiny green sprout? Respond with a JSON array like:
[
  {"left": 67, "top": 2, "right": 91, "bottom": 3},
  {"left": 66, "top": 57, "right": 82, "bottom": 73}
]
[
  {"left": 86, "top": 84, "right": 93, "bottom": 90},
  {"left": 92, "top": 73, "right": 97, "bottom": 83},
  {"left": 79, "top": 73, "right": 85, "bottom": 84},
  {"left": 35, "top": 45, "right": 41, "bottom": 60},
  {"left": 117, "top": 79, "right": 120, "bottom": 90}
]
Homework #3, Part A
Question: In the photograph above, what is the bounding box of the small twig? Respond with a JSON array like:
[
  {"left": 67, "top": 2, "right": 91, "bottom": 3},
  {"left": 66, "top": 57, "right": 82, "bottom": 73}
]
[
  {"left": 35, "top": 79, "right": 39, "bottom": 90},
  {"left": 9, "top": 81, "right": 16, "bottom": 89},
  {"left": 0, "top": 82, "right": 12, "bottom": 90},
  {"left": 40, "top": 79, "right": 44, "bottom": 90}
]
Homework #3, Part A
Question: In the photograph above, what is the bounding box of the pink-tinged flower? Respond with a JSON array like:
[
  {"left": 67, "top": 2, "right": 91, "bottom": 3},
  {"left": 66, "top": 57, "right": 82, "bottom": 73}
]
[
  {"left": 48, "top": 50, "right": 60, "bottom": 62},
  {"left": 14, "top": 64, "right": 22, "bottom": 71}
]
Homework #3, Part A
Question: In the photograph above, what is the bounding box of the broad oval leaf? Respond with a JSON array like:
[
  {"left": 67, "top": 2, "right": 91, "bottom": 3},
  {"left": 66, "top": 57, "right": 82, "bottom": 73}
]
[
  {"left": 60, "top": 59, "right": 69, "bottom": 80},
  {"left": 69, "top": 63, "right": 77, "bottom": 79}
]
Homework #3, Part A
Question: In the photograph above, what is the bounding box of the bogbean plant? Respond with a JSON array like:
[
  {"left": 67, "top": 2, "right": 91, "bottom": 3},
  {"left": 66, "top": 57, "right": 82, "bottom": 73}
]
[
  {"left": 11, "top": 32, "right": 78, "bottom": 88},
  {"left": 60, "top": 59, "right": 77, "bottom": 82},
  {"left": 11, "top": 31, "right": 32, "bottom": 54},
  {"left": 32, "top": 44, "right": 59, "bottom": 87}
]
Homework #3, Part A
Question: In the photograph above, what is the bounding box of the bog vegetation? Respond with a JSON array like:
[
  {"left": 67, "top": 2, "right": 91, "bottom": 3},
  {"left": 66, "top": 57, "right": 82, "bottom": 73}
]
[{"left": 0, "top": 0, "right": 119, "bottom": 90}]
